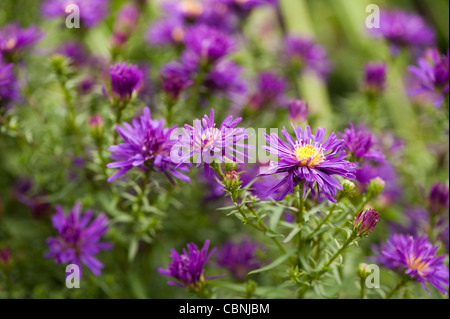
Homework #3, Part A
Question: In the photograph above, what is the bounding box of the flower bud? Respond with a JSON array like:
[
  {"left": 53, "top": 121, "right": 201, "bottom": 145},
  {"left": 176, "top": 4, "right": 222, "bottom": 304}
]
[
  {"left": 224, "top": 170, "right": 241, "bottom": 193},
  {"left": 368, "top": 177, "right": 385, "bottom": 197},
  {"left": 89, "top": 114, "right": 103, "bottom": 140},
  {"left": 361, "top": 62, "right": 387, "bottom": 97},
  {"left": 341, "top": 179, "right": 356, "bottom": 197},
  {"left": 354, "top": 209, "right": 380, "bottom": 237},
  {"left": 358, "top": 263, "right": 370, "bottom": 279},
  {"left": 429, "top": 182, "right": 449, "bottom": 215},
  {"left": 288, "top": 100, "right": 309, "bottom": 125}
]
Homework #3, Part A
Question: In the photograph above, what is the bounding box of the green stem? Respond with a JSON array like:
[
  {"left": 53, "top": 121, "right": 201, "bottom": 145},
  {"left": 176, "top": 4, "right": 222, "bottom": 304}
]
[
  {"left": 323, "top": 234, "right": 355, "bottom": 270},
  {"left": 360, "top": 277, "right": 365, "bottom": 299},
  {"left": 385, "top": 277, "right": 408, "bottom": 299},
  {"left": 307, "top": 204, "right": 336, "bottom": 240},
  {"left": 297, "top": 184, "right": 304, "bottom": 223}
]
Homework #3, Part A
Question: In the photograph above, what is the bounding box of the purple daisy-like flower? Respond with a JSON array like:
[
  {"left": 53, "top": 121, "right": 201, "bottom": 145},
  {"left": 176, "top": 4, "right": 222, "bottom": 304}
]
[
  {"left": 160, "top": 62, "right": 193, "bottom": 101},
  {"left": 408, "top": 48, "right": 449, "bottom": 107},
  {"left": 261, "top": 125, "right": 356, "bottom": 202},
  {"left": 370, "top": 10, "right": 435, "bottom": 53},
  {"left": 361, "top": 62, "right": 387, "bottom": 96},
  {"left": 107, "top": 62, "right": 143, "bottom": 101},
  {"left": 110, "top": 4, "right": 140, "bottom": 47},
  {"left": 0, "top": 23, "right": 43, "bottom": 61},
  {"left": 339, "top": 124, "right": 385, "bottom": 164},
  {"left": 41, "top": 0, "right": 109, "bottom": 28},
  {"left": 428, "top": 182, "right": 449, "bottom": 215},
  {"left": 0, "top": 53, "right": 19, "bottom": 111},
  {"left": 107, "top": 107, "right": 191, "bottom": 184},
  {"left": 183, "top": 25, "right": 234, "bottom": 64},
  {"left": 45, "top": 202, "right": 112, "bottom": 276},
  {"left": 285, "top": 35, "right": 331, "bottom": 79},
  {"left": 146, "top": 18, "right": 185, "bottom": 46},
  {"left": 354, "top": 209, "right": 380, "bottom": 237},
  {"left": 215, "top": 239, "right": 262, "bottom": 281},
  {"left": 158, "top": 239, "right": 221, "bottom": 289},
  {"left": 248, "top": 72, "right": 286, "bottom": 110},
  {"left": 373, "top": 234, "right": 449, "bottom": 294},
  {"left": 204, "top": 60, "right": 247, "bottom": 96},
  {"left": 177, "top": 109, "right": 250, "bottom": 169}
]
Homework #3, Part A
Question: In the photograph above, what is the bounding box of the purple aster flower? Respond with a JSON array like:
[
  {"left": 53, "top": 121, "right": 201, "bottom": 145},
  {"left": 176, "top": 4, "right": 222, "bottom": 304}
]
[
  {"left": 0, "top": 23, "right": 43, "bottom": 61},
  {"left": 408, "top": 48, "right": 449, "bottom": 107},
  {"left": 0, "top": 53, "right": 19, "bottom": 111},
  {"left": 339, "top": 124, "right": 385, "bottom": 164},
  {"left": 218, "top": 0, "right": 277, "bottom": 18},
  {"left": 261, "top": 125, "right": 356, "bottom": 202},
  {"left": 248, "top": 72, "right": 286, "bottom": 110},
  {"left": 107, "top": 62, "right": 143, "bottom": 101},
  {"left": 183, "top": 25, "right": 234, "bottom": 64},
  {"left": 56, "top": 42, "right": 89, "bottom": 67},
  {"left": 41, "top": 0, "right": 109, "bottom": 28},
  {"left": 13, "top": 178, "right": 51, "bottom": 219},
  {"left": 45, "top": 201, "right": 112, "bottom": 276},
  {"left": 111, "top": 4, "right": 140, "bottom": 47},
  {"left": 160, "top": 62, "right": 193, "bottom": 101},
  {"left": 373, "top": 234, "right": 449, "bottom": 294},
  {"left": 177, "top": 109, "right": 250, "bottom": 169},
  {"left": 288, "top": 99, "right": 309, "bottom": 125},
  {"left": 428, "top": 182, "right": 449, "bottom": 215},
  {"left": 285, "top": 35, "right": 331, "bottom": 79},
  {"left": 146, "top": 18, "right": 186, "bottom": 46},
  {"left": 354, "top": 209, "right": 380, "bottom": 237},
  {"left": 215, "top": 239, "right": 263, "bottom": 281},
  {"left": 158, "top": 239, "right": 221, "bottom": 289},
  {"left": 361, "top": 62, "right": 387, "bottom": 96},
  {"left": 162, "top": 0, "right": 205, "bottom": 22},
  {"left": 107, "top": 107, "right": 191, "bottom": 184},
  {"left": 370, "top": 10, "right": 435, "bottom": 53}
]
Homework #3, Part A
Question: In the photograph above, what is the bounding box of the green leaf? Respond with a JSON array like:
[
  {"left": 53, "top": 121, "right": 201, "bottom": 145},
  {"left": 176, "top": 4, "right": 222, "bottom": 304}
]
[
  {"left": 265, "top": 230, "right": 284, "bottom": 238},
  {"left": 128, "top": 239, "right": 139, "bottom": 262},
  {"left": 248, "top": 249, "right": 296, "bottom": 275},
  {"left": 283, "top": 225, "right": 301, "bottom": 243},
  {"left": 269, "top": 206, "right": 284, "bottom": 230}
]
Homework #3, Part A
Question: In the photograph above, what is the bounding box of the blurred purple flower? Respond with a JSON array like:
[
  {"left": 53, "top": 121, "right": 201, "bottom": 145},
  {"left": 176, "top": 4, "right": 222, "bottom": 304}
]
[
  {"left": 111, "top": 4, "right": 140, "bottom": 47},
  {"left": 361, "top": 62, "right": 387, "bottom": 96},
  {"left": 0, "top": 23, "right": 43, "bottom": 61},
  {"left": 158, "top": 239, "right": 221, "bottom": 288},
  {"left": 160, "top": 62, "right": 193, "bottom": 101},
  {"left": 0, "top": 248, "right": 11, "bottom": 267},
  {"left": 42, "top": 0, "right": 109, "bottom": 28},
  {"left": 438, "top": 226, "right": 449, "bottom": 253},
  {"left": 46, "top": 201, "right": 112, "bottom": 276},
  {"left": 248, "top": 72, "right": 286, "bottom": 110},
  {"left": 285, "top": 35, "right": 331, "bottom": 79},
  {"left": 408, "top": 48, "right": 449, "bottom": 107},
  {"left": 388, "top": 208, "right": 428, "bottom": 237},
  {"left": 428, "top": 182, "right": 449, "bottom": 215},
  {"left": 204, "top": 60, "right": 247, "bottom": 96},
  {"left": 370, "top": 10, "right": 435, "bottom": 53},
  {"left": 183, "top": 25, "right": 234, "bottom": 64},
  {"left": 56, "top": 42, "right": 89, "bottom": 67},
  {"left": 215, "top": 239, "right": 263, "bottom": 281},
  {"left": 261, "top": 125, "right": 356, "bottom": 202},
  {"left": 0, "top": 53, "right": 19, "bottom": 111},
  {"left": 372, "top": 234, "right": 448, "bottom": 294},
  {"left": 288, "top": 100, "right": 309, "bottom": 125},
  {"left": 339, "top": 124, "right": 385, "bottom": 164},
  {"left": 146, "top": 18, "right": 186, "bottom": 46},
  {"left": 107, "top": 107, "right": 191, "bottom": 184},
  {"left": 218, "top": 0, "right": 277, "bottom": 18},
  {"left": 13, "top": 178, "right": 51, "bottom": 219}
]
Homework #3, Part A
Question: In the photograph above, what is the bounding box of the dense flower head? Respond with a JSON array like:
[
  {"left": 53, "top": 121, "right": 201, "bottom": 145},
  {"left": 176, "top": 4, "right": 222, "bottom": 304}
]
[
  {"left": 183, "top": 25, "right": 235, "bottom": 63},
  {"left": 0, "top": 53, "right": 19, "bottom": 111},
  {"left": 108, "top": 62, "right": 143, "bottom": 100},
  {"left": 203, "top": 60, "right": 247, "bottom": 97},
  {"left": 215, "top": 239, "right": 262, "bottom": 281},
  {"left": 428, "top": 182, "right": 449, "bottom": 215},
  {"left": 146, "top": 18, "right": 186, "bottom": 46},
  {"left": 361, "top": 62, "right": 387, "bottom": 96},
  {"left": 158, "top": 239, "right": 218, "bottom": 288},
  {"left": 339, "top": 124, "right": 385, "bottom": 164},
  {"left": 248, "top": 72, "right": 286, "bottom": 110},
  {"left": 285, "top": 35, "right": 331, "bottom": 79},
  {"left": 370, "top": 10, "right": 435, "bottom": 52},
  {"left": 408, "top": 48, "right": 449, "bottom": 107},
  {"left": 261, "top": 125, "right": 356, "bottom": 202},
  {"left": 373, "top": 234, "right": 449, "bottom": 294},
  {"left": 288, "top": 100, "right": 309, "bottom": 124},
  {"left": 0, "top": 23, "right": 43, "bottom": 61},
  {"left": 107, "top": 107, "right": 191, "bottom": 184},
  {"left": 41, "top": 0, "right": 109, "bottom": 28},
  {"left": 45, "top": 202, "right": 112, "bottom": 276},
  {"left": 177, "top": 109, "right": 250, "bottom": 168},
  {"left": 354, "top": 209, "right": 380, "bottom": 237}
]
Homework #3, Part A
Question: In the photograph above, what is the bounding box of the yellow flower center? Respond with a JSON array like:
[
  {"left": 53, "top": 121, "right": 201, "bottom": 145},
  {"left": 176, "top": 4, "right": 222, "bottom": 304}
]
[
  {"left": 201, "top": 128, "right": 221, "bottom": 148},
  {"left": 180, "top": 0, "right": 203, "bottom": 17},
  {"left": 6, "top": 38, "right": 16, "bottom": 50},
  {"left": 407, "top": 256, "right": 429, "bottom": 277},
  {"left": 236, "top": 0, "right": 249, "bottom": 3},
  {"left": 294, "top": 143, "right": 324, "bottom": 167},
  {"left": 171, "top": 27, "right": 184, "bottom": 43}
]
